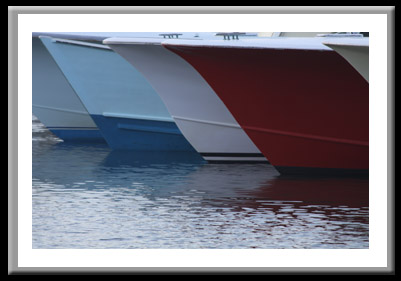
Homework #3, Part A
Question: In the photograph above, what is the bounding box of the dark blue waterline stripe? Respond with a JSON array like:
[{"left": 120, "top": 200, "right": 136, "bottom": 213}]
[{"left": 48, "top": 128, "right": 106, "bottom": 143}]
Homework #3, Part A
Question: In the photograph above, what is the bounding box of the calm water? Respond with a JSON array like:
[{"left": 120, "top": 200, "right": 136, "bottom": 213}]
[{"left": 32, "top": 115, "right": 369, "bottom": 249}]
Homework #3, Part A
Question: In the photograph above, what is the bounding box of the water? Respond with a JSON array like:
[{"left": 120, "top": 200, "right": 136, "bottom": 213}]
[{"left": 32, "top": 115, "right": 369, "bottom": 249}]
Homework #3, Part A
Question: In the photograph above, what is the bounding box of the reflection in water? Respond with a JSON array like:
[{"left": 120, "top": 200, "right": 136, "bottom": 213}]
[{"left": 32, "top": 116, "right": 369, "bottom": 249}]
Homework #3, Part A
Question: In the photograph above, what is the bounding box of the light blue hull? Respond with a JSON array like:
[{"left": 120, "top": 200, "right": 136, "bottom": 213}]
[{"left": 39, "top": 36, "right": 194, "bottom": 151}]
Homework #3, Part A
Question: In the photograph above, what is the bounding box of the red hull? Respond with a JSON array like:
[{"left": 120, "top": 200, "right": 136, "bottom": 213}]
[{"left": 165, "top": 44, "right": 369, "bottom": 175}]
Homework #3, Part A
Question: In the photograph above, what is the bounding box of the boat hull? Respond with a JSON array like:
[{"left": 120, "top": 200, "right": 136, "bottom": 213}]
[
  {"left": 39, "top": 36, "right": 194, "bottom": 151},
  {"left": 165, "top": 41, "right": 369, "bottom": 175},
  {"left": 104, "top": 38, "right": 268, "bottom": 163},
  {"left": 32, "top": 37, "right": 104, "bottom": 142}
]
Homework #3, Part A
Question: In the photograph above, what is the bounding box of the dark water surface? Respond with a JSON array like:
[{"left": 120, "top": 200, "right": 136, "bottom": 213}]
[{"left": 32, "top": 116, "right": 369, "bottom": 249}]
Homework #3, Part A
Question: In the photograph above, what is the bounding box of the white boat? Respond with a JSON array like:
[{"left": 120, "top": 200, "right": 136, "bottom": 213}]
[
  {"left": 104, "top": 37, "right": 268, "bottom": 163},
  {"left": 322, "top": 37, "right": 369, "bottom": 82},
  {"left": 32, "top": 36, "right": 103, "bottom": 142}
]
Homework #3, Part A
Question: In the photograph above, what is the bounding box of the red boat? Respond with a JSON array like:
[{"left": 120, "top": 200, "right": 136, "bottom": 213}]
[{"left": 163, "top": 38, "right": 369, "bottom": 176}]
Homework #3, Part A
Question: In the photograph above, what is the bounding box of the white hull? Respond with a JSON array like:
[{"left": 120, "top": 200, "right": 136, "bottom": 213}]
[
  {"left": 32, "top": 104, "right": 96, "bottom": 129},
  {"left": 323, "top": 37, "right": 369, "bottom": 82},
  {"left": 104, "top": 38, "right": 267, "bottom": 162}
]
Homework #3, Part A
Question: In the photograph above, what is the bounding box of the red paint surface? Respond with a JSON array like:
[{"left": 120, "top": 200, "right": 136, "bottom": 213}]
[{"left": 165, "top": 45, "right": 369, "bottom": 172}]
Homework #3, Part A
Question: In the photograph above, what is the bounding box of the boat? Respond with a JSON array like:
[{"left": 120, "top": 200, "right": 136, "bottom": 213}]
[
  {"left": 322, "top": 37, "right": 369, "bottom": 82},
  {"left": 32, "top": 36, "right": 104, "bottom": 142},
  {"left": 39, "top": 35, "right": 195, "bottom": 151},
  {"left": 103, "top": 37, "right": 268, "bottom": 163},
  {"left": 162, "top": 36, "right": 369, "bottom": 175}
]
